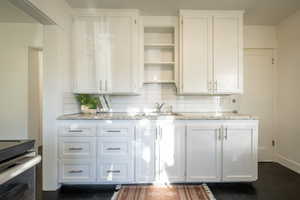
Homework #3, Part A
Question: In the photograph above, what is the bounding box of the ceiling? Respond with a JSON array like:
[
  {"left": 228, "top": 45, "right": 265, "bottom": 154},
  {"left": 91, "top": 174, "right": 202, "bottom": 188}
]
[
  {"left": 66, "top": 0, "right": 300, "bottom": 25},
  {"left": 0, "top": 0, "right": 37, "bottom": 23}
]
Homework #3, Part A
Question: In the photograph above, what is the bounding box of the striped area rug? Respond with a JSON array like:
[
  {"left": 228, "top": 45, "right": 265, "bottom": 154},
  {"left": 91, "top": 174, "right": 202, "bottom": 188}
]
[{"left": 111, "top": 184, "right": 216, "bottom": 200}]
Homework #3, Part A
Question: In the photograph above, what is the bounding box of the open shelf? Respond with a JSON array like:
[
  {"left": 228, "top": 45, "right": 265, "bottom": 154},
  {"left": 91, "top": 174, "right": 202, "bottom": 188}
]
[
  {"left": 143, "top": 64, "right": 174, "bottom": 84},
  {"left": 143, "top": 26, "right": 176, "bottom": 84},
  {"left": 144, "top": 80, "right": 175, "bottom": 84},
  {"left": 144, "top": 43, "right": 175, "bottom": 47},
  {"left": 144, "top": 27, "right": 174, "bottom": 44},
  {"left": 144, "top": 61, "right": 175, "bottom": 65}
]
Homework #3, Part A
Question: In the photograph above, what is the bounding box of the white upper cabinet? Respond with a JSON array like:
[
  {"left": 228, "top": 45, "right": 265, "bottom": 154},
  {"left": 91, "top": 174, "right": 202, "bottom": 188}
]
[
  {"left": 179, "top": 10, "right": 244, "bottom": 95},
  {"left": 109, "top": 15, "right": 139, "bottom": 94},
  {"left": 180, "top": 15, "right": 212, "bottom": 94},
  {"left": 73, "top": 17, "right": 104, "bottom": 94},
  {"left": 72, "top": 10, "right": 140, "bottom": 94},
  {"left": 213, "top": 15, "right": 243, "bottom": 94}
]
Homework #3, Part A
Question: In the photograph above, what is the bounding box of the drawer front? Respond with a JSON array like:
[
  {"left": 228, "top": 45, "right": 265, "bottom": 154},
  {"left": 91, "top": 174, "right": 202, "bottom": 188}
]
[
  {"left": 59, "top": 159, "right": 96, "bottom": 183},
  {"left": 97, "top": 126, "right": 133, "bottom": 137},
  {"left": 98, "top": 138, "right": 133, "bottom": 159},
  {"left": 59, "top": 137, "right": 96, "bottom": 159},
  {"left": 98, "top": 161, "right": 133, "bottom": 183},
  {"left": 59, "top": 125, "right": 96, "bottom": 137}
]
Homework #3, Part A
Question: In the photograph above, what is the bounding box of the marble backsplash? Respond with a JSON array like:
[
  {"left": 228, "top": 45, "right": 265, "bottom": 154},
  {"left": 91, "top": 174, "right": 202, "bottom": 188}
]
[{"left": 62, "top": 84, "right": 240, "bottom": 114}]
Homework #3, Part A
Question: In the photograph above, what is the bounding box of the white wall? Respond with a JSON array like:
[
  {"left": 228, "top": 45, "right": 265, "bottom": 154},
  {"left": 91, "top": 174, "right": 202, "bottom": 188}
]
[
  {"left": 42, "top": 26, "right": 72, "bottom": 189},
  {"left": 23, "top": 0, "right": 74, "bottom": 191},
  {"left": 27, "top": 0, "right": 73, "bottom": 28},
  {"left": 43, "top": 25, "right": 71, "bottom": 191},
  {"left": 244, "top": 25, "right": 277, "bottom": 49},
  {"left": 0, "top": 23, "right": 43, "bottom": 140},
  {"left": 276, "top": 10, "right": 300, "bottom": 173},
  {"left": 0, "top": 0, "right": 36, "bottom": 23}
]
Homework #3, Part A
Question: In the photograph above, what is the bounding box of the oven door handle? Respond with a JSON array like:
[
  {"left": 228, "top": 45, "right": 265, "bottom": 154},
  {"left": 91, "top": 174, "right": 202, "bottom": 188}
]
[{"left": 0, "top": 155, "right": 41, "bottom": 185}]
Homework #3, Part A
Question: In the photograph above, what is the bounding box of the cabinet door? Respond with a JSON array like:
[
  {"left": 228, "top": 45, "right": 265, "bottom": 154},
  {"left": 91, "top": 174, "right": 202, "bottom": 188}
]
[
  {"left": 135, "top": 126, "right": 157, "bottom": 183},
  {"left": 159, "top": 124, "right": 185, "bottom": 183},
  {"left": 73, "top": 17, "right": 102, "bottom": 94},
  {"left": 180, "top": 16, "right": 212, "bottom": 94},
  {"left": 222, "top": 123, "right": 258, "bottom": 182},
  {"left": 186, "top": 124, "right": 222, "bottom": 182},
  {"left": 109, "top": 16, "right": 139, "bottom": 94},
  {"left": 213, "top": 15, "right": 243, "bottom": 94}
]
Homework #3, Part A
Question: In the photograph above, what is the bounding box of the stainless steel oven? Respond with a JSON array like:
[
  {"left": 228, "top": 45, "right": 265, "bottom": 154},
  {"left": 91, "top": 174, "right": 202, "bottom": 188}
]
[{"left": 0, "top": 140, "right": 41, "bottom": 200}]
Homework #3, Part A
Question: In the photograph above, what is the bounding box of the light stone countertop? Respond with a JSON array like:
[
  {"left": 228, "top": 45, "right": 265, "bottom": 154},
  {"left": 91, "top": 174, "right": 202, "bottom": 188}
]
[{"left": 57, "top": 112, "right": 258, "bottom": 120}]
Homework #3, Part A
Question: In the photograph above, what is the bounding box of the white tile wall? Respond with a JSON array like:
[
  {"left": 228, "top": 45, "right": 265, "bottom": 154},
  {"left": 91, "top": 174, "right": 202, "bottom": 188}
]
[
  {"left": 63, "top": 84, "right": 239, "bottom": 114},
  {"left": 62, "top": 92, "right": 80, "bottom": 114}
]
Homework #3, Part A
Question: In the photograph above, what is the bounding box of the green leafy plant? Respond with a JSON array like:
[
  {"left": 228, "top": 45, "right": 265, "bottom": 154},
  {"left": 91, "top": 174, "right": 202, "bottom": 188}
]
[{"left": 75, "top": 94, "right": 100, "bottom": 109}]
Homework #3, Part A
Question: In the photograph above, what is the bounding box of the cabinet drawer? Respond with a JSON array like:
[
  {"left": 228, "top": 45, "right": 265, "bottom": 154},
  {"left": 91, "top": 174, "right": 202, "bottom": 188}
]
[
  {"left": 97, "top": 126, "right": 133, "bottom": 137},
  {"left": 59, "top": 159, "right": 96, "bottom": 183},
  {"left": 98, "top": 138, "right": 132, "bottom": 159},
  {"left": 59, "top": 137, "right": 96, "bottom": 159},
  {"left": 98, "top": 161, "right": 133, "bottom": 183},
  {"left": 59, "top": 125, "right": 96, "bottom": 137}
]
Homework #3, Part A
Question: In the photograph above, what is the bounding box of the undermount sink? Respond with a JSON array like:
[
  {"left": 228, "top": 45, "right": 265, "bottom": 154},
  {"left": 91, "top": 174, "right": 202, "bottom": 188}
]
[{"left": 137, "top": 112, "right": 182, "bottom": 117}]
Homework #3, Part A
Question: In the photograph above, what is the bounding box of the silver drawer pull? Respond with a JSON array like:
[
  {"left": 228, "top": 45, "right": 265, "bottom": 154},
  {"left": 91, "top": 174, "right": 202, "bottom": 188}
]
[
  {"left": 106, "top": 170, "right": 120, "bottom": 173},
  {"left": 106, "top": 130, "right": 121, "bottom": 133},
  {"left": 106, "top": 148, "right": 121, "bottom": 151},
  {"left": 69, "top": 170, "right": 83, "bottom": 174},
  {"left": 68, "top": 129, "right": 83, "bottom": 133},
  {"left": 69, "top": 147, "right": 83, "bottom": 151}
]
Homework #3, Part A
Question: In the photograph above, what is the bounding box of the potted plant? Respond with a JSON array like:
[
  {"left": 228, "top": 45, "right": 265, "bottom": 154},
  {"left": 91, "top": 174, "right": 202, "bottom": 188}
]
[{"left": 75, "top": 94, "right": 100, "bottom": 114}]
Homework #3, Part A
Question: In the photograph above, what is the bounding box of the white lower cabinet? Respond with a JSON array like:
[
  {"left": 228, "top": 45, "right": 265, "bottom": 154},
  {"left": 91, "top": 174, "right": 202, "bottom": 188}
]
[
  {"left": 58, "top": 120, "right": 258, "bottom": 184},
  {"left": 59, "top": 137, "right": 96, "bottom": 159},
  {"left": 135, "top": 124, "right": 186, "bottom": 183},
  {"left": 186, "top": 124, "right": 222, "bottom": 182},
  {"left": 135, "top": 126, "right": 157, "bottom": 183},
  {"left": 186, "top": 121, "right": 258, "bottom": 182},
  {"left": 159, "top": 124, "right": 186, "bottom": 183},
  {"left": 98, "top": 160, "right": 133, "bottom": 183},
  {"left": 98, "top": 138, "right": 133, "bottom": 159},
  {"left": 59, "top": 159, "right": 96, "bottom": 183},
  {"left": 222, "top": 123, "right": 258, "bottom": 182},
  {"left": 97, "top": 124, "right": 135, "bottom": 183}
]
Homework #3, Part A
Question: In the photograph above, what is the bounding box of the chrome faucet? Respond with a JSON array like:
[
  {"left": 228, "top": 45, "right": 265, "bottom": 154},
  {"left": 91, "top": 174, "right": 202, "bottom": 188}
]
[{"left": 154, "top": 102, "right": 165, "bottom": 113}]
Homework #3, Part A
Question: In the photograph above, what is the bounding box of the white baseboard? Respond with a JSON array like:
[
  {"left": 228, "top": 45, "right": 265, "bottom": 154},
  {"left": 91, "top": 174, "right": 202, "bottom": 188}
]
[{"left": 275, "top": 154, "right": 300, "bottom": 174}]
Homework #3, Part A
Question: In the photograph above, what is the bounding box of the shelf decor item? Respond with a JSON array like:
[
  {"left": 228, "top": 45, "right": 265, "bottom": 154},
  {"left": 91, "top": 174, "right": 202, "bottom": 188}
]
[{"left": 75, "top": 94, "right": 100, "bottom": 114}]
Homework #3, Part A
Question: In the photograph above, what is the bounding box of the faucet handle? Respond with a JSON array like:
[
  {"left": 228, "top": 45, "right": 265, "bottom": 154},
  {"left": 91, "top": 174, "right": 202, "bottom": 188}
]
[
  {"left": 168, "top": 105, "right": 173, "bottom": 113},
  {"left": 154, "top": 102, "right": 164, "bottom": 112}
]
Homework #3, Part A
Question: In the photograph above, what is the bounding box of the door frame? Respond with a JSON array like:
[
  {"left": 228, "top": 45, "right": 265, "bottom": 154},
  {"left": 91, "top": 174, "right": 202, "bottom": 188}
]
[{"left": 28, "top": 46, "right": 43, "bottom": 149}]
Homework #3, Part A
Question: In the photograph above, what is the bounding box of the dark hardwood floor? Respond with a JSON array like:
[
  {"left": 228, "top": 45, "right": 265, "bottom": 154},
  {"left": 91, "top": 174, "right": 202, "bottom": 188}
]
[{"left": 40, "top": 163, "right": 300, "bottom": 200}]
